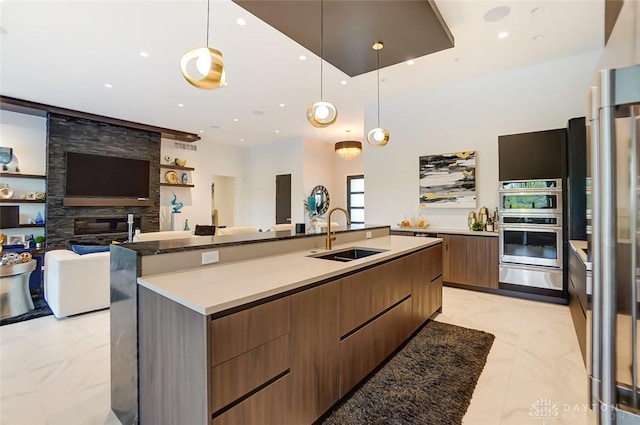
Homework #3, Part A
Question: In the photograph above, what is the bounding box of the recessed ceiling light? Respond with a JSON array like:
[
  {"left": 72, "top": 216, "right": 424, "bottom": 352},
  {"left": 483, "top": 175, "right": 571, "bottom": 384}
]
[
  {"left": 209, "top": 125, "right": 220, "bottom": 129},
  {"left": 531, "top": 7, "right": 543, "bottom": 14},
  {"left": 236, "top": 18, "right": 246, "bottom": 26},
  {"left": 340, "top": 80, "right": 347, "bottom": 85},
  {"left": 253, "top": 110, "right": 264, "bottom": 115},
  {"left": 532, "top": 34, "right": 544, "bottom": 41},
  {"left": 224, "top": 82, "right": 228, "bottom": 86},
  {"left": 483, "top": 5, "right": 511, "bottom": 22},
  {"left": 498, "top": 31, "right": 509, "bottom": 39},
  {"left": 275, "top": 130, "right": 280, "bottom": 133},
  {"left": 140, "top": 51, "right": 149, "bottom": 58},
  {"left": 406, "top": 60, "right": 415, "bottom": 66},
  {"left": 279, "top": 103, "right": 285, "bottom": 107},
  {"left": 454, "top": 57, "right": 462, "bottom": 62},
  {"left": 178, "top": 103, "right": 184, "bottom": 107},
  {"left": 298, "top": 55, "right": 306, "bottom": 61},
  {"left": 233, "top": 118, "right": 239, "bottom": 122},
  {"left": 345, "top": 129, "right": 352, "bottom": 133},
  {"left": 199, "top": 130, "right": 204, "bottom": 133},
  {"left": 104, "top": 83, "right": 113, "bottom": 88},
  {"left": 240, "top": 138, "right": 245, "bottom": 142}
]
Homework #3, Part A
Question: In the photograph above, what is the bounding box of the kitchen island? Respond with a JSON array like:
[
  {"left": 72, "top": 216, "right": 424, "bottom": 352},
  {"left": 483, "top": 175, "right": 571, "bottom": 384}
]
[{"left": 110, "top": 226, "right": 442, "bottom": 425}]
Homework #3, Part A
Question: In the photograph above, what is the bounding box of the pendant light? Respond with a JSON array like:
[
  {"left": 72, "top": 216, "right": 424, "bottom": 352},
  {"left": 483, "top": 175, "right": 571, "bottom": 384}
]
[
  {"left": 180, "top": 0, "right": 226, "bottom": 90},
  {"left": 306, "top": 0, "right": 338, "bottom": 127},
  {"left": 335, "top": 140, "right": 362, "bottom": 160},
  {"left": 367, "top": 41, "right": 390, "bottom": 146}
]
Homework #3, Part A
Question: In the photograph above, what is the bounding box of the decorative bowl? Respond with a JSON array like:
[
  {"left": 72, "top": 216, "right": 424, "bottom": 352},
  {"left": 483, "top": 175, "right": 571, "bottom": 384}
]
[{"left": 175, "top": 158, "right": 187, "bottom": 167}]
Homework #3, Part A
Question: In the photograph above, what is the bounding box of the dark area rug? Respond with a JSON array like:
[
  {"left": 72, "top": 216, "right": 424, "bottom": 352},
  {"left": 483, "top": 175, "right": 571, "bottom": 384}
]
[
  {"left": 1, "top": 295, "right": 53, "bottom": 326},
  {"left": 321, "top": 321, "right": 495, "bottom": 425}
]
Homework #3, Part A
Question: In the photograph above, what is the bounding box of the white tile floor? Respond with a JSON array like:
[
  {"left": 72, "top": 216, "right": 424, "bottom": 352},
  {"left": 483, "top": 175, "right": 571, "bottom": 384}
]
[{"left": 0, "top": 287, "right": 595, "bottom": 425}]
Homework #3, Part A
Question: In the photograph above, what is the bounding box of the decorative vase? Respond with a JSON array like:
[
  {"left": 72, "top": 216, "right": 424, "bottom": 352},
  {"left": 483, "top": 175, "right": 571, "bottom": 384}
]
[
  {"left": 184, "top": 219, "right": 190, "bottom": 231},
  {"left": 35, "top": 212, "right": 44, "bottom": 224}
]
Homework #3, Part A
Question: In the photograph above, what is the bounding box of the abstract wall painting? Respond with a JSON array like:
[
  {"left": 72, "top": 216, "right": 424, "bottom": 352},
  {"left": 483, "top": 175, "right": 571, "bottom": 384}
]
[{"left": 419, "top": 151, "right": 476, "bottom": 208}]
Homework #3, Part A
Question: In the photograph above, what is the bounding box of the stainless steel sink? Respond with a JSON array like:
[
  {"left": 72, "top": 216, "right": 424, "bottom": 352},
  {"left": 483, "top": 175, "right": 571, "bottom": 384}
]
[{"left": 310, "top": 247, "right": 388, "bottom": 262}]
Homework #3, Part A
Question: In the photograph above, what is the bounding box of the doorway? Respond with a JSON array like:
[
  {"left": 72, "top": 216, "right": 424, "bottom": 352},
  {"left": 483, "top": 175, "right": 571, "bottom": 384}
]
[
  {"left": 275, "top": 174, "right": 291, "bottom": 225},
  {"left": 211, "top": 175, "right": 235, "bottom": 227}
]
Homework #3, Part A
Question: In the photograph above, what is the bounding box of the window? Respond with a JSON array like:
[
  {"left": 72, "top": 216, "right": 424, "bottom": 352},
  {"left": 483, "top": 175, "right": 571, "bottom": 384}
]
[{"left": 347, "top": 175, "right": 365, "bottom": 224}]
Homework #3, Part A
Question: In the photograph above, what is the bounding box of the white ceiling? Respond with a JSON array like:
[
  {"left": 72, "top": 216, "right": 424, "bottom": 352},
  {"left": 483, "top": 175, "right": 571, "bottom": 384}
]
[{"left": 0, "top": 0, "right": 604, "bottom": 147}]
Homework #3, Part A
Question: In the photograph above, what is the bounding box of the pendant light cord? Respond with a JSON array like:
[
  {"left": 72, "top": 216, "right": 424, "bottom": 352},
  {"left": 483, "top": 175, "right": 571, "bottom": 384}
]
[
  {"left": 320, "top": 0, "right": 324, "bottom": 101},
  {"left": 376, "top": 48, "right": 380, "bottom": 127},
  {"left": 206, "top": 0, "right": 210, "bottom": 47}
]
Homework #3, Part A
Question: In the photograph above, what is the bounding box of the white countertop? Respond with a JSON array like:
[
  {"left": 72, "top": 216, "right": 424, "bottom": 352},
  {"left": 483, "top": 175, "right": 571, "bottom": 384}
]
[
  {"left": 137, "top": 235, "right": 441, "bottom": 316},
  {"left": 392, "top": 227, "right": 499, "bottom": 237}
]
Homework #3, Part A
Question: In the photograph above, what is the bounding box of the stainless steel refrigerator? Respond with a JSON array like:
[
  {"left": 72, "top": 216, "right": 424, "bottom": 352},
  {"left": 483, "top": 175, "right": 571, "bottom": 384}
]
[{"left": 588, "top": 64, "right": 640, "bottom": 424}]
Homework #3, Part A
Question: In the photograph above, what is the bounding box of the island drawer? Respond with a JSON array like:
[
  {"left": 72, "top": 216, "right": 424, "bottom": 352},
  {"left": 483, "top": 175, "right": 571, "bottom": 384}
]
[
  {"left": 210, "top": 297, "right": 290, "bottom": 365},
  {"left": 211, "top": 334, "right": 290, "bottom": 412},
  {"left": 340, "top": 258, "right": 411, "bottom": 336},
  {"left": 211, "top": 374, "right": 291, "bottom": 425},
  {"left": 340, "top": 297, "right": 413, "bottom": 395}
]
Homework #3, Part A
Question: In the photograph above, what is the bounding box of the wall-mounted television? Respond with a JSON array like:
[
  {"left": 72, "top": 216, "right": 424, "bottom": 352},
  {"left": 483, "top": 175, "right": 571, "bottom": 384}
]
[{"left": 65, "top": 152, "right": 150, "bottom": 198}]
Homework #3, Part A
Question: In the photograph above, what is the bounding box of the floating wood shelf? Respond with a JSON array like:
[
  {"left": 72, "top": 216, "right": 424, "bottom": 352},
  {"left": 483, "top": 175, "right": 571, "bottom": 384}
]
[
  {"left": 63, "top": 197, "right": 154, "bottom": 207},
  {"left": 160, "top": 164, "right": 195, "bottom": 171},
  {"left": 19, "top": 224, "right": 45, "bottom": 228},
  {"left": 160, "top": 183, "right": 195, "bottom": 188},
  {"left": 0, "top": 173, "right": 46, "bottom": 179},
  {"left": 0, "top": 199, "right": 46, "bottom": 204}
]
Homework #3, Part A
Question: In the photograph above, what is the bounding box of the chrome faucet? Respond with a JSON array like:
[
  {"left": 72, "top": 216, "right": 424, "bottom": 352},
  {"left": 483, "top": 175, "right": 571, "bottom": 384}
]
[{"left": 326, "top": 207, "right": 351, "bottom": 250}]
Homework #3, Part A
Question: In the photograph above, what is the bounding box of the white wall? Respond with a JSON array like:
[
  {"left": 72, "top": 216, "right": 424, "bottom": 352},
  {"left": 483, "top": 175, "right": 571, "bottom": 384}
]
[
  {"left": 241, "top": 137, "right": 304, "bottom": 230},
  {"left": 364, "top": 50, "right": 601, "bottom": 229},
  {"left": 0, "top": 110, "right": 47, "bottom": 237},
  {"left": 160, "top": 138, "right": 245, "bottom": 231}
]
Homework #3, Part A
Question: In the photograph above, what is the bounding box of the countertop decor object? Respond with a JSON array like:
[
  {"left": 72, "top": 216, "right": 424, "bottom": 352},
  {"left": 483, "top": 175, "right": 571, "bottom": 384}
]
[
  {"left": 179, "top": 0, "right": 226, "bottom": 90},
  {"left": 367, "top": 42, "right": 390, "bottom": 147},
  {"left": 306, "top": 0, "right": 338, "bottom": 128},
  {"left": 174, "top": 158, "right": 186, "bottom": 167}
]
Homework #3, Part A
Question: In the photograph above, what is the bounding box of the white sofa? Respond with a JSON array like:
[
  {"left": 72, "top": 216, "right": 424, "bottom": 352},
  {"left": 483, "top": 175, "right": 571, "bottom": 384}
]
[
  {"left": 133, "top": 230, "right": 195, "bottom": 242},
  {"left": 44, "top": 249, "right": 110, "bottom": 318}
]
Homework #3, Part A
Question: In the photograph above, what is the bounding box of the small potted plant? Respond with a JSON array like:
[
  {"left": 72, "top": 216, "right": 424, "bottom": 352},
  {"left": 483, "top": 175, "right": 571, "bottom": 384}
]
[{"left": 35, "top": 235, "right": 45, "bottom": 249}]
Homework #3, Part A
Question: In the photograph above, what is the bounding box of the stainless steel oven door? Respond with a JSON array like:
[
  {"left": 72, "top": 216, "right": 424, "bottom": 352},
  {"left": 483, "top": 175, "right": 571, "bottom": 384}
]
[
  {"left": 499, "top": 190, "right": 563, "bottom": 215},
  {"left": 499, "top": 225, "right": 563, "bottom": 268}
]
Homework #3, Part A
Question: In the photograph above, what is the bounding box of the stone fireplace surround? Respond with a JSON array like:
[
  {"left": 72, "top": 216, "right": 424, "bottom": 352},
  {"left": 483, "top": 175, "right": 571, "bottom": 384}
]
[{"left": 46, "top": 114, "right": 161, "bottom": 248}]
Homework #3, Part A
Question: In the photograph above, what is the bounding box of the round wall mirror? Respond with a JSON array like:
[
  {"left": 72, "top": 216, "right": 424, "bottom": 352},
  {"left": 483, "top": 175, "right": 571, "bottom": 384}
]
[{"left": 309, "top": 185, "right": 330, "bottom": 215}]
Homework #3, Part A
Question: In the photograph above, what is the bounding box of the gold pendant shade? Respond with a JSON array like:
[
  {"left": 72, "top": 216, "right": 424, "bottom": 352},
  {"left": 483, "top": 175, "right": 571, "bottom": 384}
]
[
  {"left": 180, "top": 47, "right": 226, "bottom": 90},
  {"left": 307, "top": 101, "right": 338, "bottom": 128}
]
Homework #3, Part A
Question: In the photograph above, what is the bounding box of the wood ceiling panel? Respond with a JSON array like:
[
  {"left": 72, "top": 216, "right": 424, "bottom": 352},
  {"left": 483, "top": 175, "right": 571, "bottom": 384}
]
[{"left": 233, "top": 0, "right": 454, "bottom": 77}]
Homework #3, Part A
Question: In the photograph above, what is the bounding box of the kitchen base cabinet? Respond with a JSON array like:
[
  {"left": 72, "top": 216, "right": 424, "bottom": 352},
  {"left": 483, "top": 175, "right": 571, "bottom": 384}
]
[
  {"left": 211, "top": 374, "right": 291, "bottom": 425},
  {"left": 290, "top": 281, "right": 340, "bottom": 423},
  {"left": 340, "top": 298, "right": 413, "bottom": 395},
  {"left": 441, "top": 234, "right": 498, "bottom": 289},
  {"left": 137, "top": 242, "right": 442, "bottom": 425}
]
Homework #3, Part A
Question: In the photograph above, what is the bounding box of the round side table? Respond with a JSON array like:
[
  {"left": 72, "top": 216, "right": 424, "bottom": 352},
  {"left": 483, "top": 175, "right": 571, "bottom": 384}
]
[{"left": 0, "top": 260, "right": 36, "bottom": 319}]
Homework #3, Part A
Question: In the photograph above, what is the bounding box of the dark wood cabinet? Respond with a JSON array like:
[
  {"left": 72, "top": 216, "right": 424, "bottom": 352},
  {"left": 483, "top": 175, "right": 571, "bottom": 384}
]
[
  {"left": 441, "top": 234, "right": 498, "bottom": 289},
  {"left": 290, "top": 281, "right": 341, "bottom": 423}
]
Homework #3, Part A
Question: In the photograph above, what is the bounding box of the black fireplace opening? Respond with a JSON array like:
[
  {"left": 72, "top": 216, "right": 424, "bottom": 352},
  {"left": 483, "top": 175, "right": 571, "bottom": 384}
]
[{"left": 74, "top": 216, "right": 141, "bottom": 235}]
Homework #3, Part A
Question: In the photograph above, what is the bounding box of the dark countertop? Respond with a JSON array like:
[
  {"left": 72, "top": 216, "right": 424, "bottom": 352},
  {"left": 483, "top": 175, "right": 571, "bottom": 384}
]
[{"left": 117, "top": 224, "right": 390, "bottom": 256}]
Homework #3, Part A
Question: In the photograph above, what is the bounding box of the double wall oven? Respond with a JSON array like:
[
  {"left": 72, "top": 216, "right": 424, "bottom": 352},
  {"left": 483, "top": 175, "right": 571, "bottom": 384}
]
[{"left": 498, "top": 179, "right": 563, "bottom": 292}]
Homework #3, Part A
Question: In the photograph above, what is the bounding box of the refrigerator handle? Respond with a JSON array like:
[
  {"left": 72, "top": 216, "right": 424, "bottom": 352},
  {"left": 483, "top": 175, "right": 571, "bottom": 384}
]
[{"left": 630, "top": 106, "right": 639, "bottom": 410}]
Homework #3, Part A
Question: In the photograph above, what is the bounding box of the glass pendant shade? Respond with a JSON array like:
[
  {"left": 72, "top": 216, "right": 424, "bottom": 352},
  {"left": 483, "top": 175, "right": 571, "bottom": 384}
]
[
  {"left": 335, "top": 140, "right": 362, "bottom": 160},
  {"left": 367, "top": 41, "right": 389, "bottom": 147},
  {"left": 367, "top": 127, "right": 390, "bottom": 146},
  {"left": 307, "top": 101, "right": 338, "bottom": 128},
  {"left": 180, "top": 46, "right": 225, "bottom": 90},
  {"left": 306, "top": 0, "right": 337, "bottom": 128}
]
